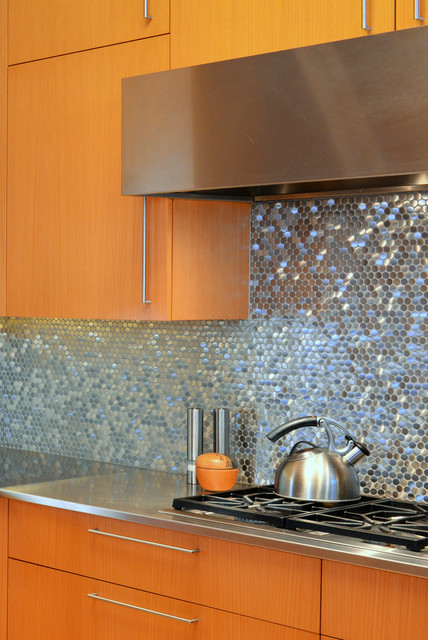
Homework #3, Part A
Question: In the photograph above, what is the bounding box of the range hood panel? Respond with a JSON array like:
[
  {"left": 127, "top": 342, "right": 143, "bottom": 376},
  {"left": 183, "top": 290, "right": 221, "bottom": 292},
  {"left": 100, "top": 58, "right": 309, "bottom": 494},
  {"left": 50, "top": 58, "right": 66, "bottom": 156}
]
[{"left": 122, "top": 27, "right": 428, "bottom": 200}]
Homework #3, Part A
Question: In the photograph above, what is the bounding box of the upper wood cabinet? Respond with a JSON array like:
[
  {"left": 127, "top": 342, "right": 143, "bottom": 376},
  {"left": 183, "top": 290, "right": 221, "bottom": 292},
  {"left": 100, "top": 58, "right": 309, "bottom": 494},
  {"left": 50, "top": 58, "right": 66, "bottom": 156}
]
[
  {"left": 396, "top": 0, "right": 426, "bottom": 29},
  {"left": 8, "top": 0, "right": 170, "bottom": 65},
  {"left": 7, "top": 36, "right": 249, "bottom": 321},
  {"left": 169, "top": 199, "right": 249, "bottom": 321},
  {"left": 0, "top": 0, "right": 6, "bottom": 315},
  {"left": 171, "top": 0, "right": 395, "bottom": 68},
  {"left": 7, "top": 37, "right": 170, "bottom": 321}
]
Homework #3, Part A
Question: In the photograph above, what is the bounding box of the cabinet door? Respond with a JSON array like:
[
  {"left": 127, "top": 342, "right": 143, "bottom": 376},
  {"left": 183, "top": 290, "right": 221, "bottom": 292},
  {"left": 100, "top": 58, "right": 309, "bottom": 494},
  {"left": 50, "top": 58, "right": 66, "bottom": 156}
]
[
  {"left": 171, "top": 0, "right": 395, "bottom": 68},
  {"left": 0, "top": 0, "right": 6, "bottom": 315},
  {"left": 0, "top": 499, "right": 7, "bottom": 640},
  {"left": 171, "top": 199, "right": 250, "bottom": 320},
  {"left": 322, "top": 560, "right": 428, "bottom": 640},
  {"left": 8, "top": 560, "right": 319, "bottom": 640},
  {"left": 8, "top": 0, "right": 170, "bottom": 65},
  {"left": 396, "top": 0, "right": 427, "bottom": 28},
  {"left": 7, "top": 37, "right": 171, "bottom": 321}
]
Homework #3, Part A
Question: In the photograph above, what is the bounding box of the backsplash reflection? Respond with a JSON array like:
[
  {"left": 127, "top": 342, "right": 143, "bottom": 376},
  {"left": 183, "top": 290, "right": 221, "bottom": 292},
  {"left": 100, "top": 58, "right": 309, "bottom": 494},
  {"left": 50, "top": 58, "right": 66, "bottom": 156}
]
[{"left": 0, "top": 192, "right": 426, "bottom": 501}]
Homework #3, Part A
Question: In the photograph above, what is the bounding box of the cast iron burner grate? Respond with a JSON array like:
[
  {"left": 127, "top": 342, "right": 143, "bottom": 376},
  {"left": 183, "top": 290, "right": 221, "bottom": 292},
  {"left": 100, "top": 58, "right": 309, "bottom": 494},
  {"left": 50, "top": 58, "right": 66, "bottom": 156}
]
[
  {"left": 173, "top": 486, "right": 327, "bottom": 528},
  {"left": 287, "top": 499, "right": 428, "bottom": 552},
  {"left": 172, "top": 486, "right": 428, "bottom": 551}
]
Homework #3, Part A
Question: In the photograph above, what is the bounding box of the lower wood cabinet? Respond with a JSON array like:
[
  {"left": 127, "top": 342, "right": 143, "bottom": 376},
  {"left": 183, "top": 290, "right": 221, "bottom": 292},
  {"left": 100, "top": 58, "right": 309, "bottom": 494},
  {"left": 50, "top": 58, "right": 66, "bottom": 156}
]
[
  {"left": 321, "top": 560, "right": 428, "bottom": 640},
  {"left": 9, "top": 499, "right": 428, "bottom": 639},
  {"left": 8, "top": 500, "right": 321, "bottom": 637},
  {"left": 8, "top": 559, "right": 318, "bottom": 640},
  {"left": 0, "top": 499, "right": 7, "bottom": 640}
]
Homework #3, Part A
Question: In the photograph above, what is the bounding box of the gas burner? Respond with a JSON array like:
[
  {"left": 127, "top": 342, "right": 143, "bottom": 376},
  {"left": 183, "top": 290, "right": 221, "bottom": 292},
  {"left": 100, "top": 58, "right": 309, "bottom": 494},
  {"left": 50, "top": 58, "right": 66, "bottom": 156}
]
[
  {"left": 287, "top": 499, "right": 428, "bottom": 552},
  {"left": 172, "top": 487, "right": 428, "bottom": 551},
  {"left": 172, "top": 486, "right": 324, "bottom": 528}
]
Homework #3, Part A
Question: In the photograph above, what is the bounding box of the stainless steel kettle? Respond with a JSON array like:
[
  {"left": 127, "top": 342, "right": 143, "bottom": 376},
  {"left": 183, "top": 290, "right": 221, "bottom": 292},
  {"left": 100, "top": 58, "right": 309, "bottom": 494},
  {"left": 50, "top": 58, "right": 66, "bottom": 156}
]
[{"left": 267, "top": 415, "right": 369, "bottom": 502}]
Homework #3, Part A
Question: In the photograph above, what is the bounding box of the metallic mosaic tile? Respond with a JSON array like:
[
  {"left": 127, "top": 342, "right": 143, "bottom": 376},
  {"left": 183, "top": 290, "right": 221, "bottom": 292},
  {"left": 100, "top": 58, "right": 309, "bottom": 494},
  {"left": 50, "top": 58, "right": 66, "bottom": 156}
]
[{"left": 0, "top": 191, "right": 426, "bottom": 502}]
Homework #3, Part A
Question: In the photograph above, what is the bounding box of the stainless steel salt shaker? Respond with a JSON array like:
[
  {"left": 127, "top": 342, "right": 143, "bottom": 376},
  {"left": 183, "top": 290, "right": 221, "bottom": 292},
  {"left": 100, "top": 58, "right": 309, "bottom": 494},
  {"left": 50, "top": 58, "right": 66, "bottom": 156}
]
[{"left": 187, "top": 407, "right": 203, "bottom": 484}]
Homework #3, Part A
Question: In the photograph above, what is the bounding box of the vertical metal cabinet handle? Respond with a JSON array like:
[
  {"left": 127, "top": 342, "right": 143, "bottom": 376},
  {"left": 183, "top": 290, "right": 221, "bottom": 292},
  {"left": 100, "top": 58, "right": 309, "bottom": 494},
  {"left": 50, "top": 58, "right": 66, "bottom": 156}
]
[
  {"left": 144, "top": 0, "right": 153, "bottom": 19},
  {"left": 414, "top": 0, "right": 424, "bottom": 20},
  {"left": 361, "top": 0, "right": 371, "bottom": 30},
  {"left": 88, "top": 528, "right": 200, "bottom": 553},
  {"left": 87, "top": 593, "right": 199, "bottom": 623},
  {"left": 142, "top": 197, "right": 151, "bottom": 304}
]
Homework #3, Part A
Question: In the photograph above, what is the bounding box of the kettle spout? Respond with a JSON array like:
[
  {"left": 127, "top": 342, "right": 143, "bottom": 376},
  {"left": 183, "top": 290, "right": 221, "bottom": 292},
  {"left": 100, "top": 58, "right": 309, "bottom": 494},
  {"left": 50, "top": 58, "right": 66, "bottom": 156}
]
[{"left": 342, "top": 440, "right": 370, "bottom": 466}]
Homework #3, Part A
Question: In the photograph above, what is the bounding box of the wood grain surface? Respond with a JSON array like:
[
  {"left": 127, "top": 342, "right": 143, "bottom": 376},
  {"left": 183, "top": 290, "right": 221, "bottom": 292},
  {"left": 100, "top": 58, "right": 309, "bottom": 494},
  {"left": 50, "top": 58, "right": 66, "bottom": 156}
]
[
  {"left": 8, "top": 0, "right": 170, "bottom": 64},
  {"left": 171, "top": 0, "right": 395, "bottom": 68}
]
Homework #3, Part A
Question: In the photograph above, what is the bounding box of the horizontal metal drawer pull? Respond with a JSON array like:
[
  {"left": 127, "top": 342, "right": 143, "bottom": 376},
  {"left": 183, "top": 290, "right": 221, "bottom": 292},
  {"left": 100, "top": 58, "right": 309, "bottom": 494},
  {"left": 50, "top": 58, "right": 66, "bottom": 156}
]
[
  {"left": 87, "top": 593, "right": 199, "bottom": 624},
  {"left": 88, "top": 528, "right": 200, "bottom": 553}
]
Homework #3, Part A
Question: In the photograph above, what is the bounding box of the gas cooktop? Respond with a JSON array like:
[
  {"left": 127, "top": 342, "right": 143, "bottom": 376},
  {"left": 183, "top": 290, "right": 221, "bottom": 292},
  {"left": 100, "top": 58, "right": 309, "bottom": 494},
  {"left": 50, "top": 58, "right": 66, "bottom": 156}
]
[{"left": 172, "top": 485, "right": 428, "bottom": 552}]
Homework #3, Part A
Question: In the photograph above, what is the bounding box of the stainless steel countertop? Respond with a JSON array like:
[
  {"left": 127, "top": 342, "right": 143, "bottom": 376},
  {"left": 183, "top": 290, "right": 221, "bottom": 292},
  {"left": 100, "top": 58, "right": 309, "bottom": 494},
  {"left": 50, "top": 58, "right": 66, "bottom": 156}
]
[{"left": 1, "top": 459, "right": 427, "bottom": 580}]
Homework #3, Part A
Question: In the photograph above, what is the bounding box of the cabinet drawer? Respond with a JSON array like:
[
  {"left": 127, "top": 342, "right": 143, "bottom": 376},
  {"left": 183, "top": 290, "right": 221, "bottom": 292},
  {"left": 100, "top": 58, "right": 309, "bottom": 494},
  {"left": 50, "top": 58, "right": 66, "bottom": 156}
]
[
  {"left": 9, "top": 560, "right": 318, "bottom": 640},
  {"left": 8, "top": 0, "right": 170, "bottom": 64},
  {"left": 9, "top": 500, "right": 321, "bottom": 631}
]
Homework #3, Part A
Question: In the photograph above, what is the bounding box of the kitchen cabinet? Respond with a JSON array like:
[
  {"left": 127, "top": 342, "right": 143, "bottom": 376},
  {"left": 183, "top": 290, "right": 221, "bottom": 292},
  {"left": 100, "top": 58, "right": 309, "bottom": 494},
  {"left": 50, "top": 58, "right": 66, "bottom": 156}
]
[
  {"left": 8, "top": 0, "right": 170, "bottom": 65},
  {"left": 171, "top": 0, "right": 395, "bottom": 68},
  {"left": 168, "top": 199, "right": 249, "bottom": 321},
  {"left": 8, "top": 560, "right": 316, "bottom": 640},
  {"left": 321, "top": 559, "right": 428, "bottom": 640},
  {"left": 7, "top": 38, "right": 168, "bottom": 321},
  {"left": 0, "top": 0, "right": 6, "bottom": 315},
  {"left": 396, "top": 0, "right": 426, "bottom": 28},
  {"left": 0, "top": 499, "right": 7, "bottom": 640},
  {"left": 8, "top": 500, "right": 321, "bottom": 638},
  {"left": 7, "top": 38, "right": 249, "bottom": 321}
]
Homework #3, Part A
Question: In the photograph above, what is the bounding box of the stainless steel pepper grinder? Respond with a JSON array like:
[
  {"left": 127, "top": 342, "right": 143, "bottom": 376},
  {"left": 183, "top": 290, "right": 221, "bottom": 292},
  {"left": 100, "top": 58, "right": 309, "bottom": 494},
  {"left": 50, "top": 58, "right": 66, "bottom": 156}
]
[
  {"left": 213, "top": 408, "right": 230, "bottom": 455},
  {"left": 187, "top": 407, "right": 203, "bottom": 484}
]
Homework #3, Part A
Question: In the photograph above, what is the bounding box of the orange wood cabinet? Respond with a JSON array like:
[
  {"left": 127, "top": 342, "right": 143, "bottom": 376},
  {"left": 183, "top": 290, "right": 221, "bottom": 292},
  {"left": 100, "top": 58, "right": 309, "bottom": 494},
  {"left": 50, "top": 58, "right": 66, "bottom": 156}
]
[
  {"left": 7, "top": 37, "right": 167, "bottom": 320},
  {"left": 0, "top": 0, "right": 6, "bottom": 315},
  {"left": 171, "top": 0, "right": 395, "bottom": 68},
  {"left": 143, "top": 197, "right": 249, "bottom": 321},
  {"left": 8, "top": 560, "right": 317, "bottom": 640},
  {"left": 8, "top": 0, "right": 170, "bottom": 64},
  {"left": 0, "top": 499, "right": 7, "bottom": 640},
  {"left": 7, "top": 37, "right": 249, "bottom": 321},
  {"left": 8, "top": 500, "right": 321, "bottom": 636},
  {"left": 170, "top": 198, "right": 249, "bottom": 321},
  {"left": 396, "top": 0, "right": 427, "bottom": 28},
  {"left": 321, "top": 559, "right": 428, "bottom": 640}
]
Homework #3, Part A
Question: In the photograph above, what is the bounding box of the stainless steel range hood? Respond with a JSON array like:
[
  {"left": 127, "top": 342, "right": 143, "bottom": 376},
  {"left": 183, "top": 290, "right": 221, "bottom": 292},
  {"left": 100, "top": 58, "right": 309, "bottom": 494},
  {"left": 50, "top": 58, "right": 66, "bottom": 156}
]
[{"left": 122, "top": 27, "right": 428, "bottom": 201}]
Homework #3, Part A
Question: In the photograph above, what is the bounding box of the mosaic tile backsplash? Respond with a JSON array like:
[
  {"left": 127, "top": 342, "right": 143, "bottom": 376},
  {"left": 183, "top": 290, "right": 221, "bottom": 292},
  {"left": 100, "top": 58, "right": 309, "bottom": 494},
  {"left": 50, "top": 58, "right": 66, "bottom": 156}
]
[{"left": 0, "top": 191, "right": 426, "bottom": 502}]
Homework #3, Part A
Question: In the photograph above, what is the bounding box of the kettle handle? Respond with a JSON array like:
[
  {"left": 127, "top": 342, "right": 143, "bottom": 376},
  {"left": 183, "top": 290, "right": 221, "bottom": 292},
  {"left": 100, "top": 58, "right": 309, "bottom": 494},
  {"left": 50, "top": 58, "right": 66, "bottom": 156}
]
[
  {"left": 267, "top": 415, "right": 369, "bottom": 459},
  {"left": 266, "top": 416, "right": 318, "bottom": 442}
]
